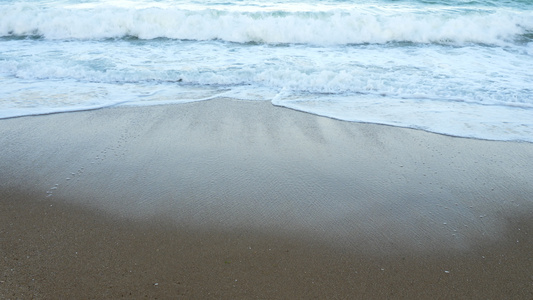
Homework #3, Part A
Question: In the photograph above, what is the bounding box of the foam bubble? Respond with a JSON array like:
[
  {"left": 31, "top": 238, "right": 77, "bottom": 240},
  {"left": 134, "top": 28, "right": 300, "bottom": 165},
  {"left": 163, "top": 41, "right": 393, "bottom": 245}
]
[
  {"left": 1, "top": 3, "right": 532, "bottom": 45},
  {"left": 1, "top": 0, "right": 532, "bottom": 142}
]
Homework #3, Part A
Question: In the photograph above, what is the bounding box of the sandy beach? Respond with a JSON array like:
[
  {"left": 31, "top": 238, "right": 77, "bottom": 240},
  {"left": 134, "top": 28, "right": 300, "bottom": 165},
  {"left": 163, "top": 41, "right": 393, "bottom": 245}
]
[{"left": 1, "top": 98, "right": 533, "bottom": 298}]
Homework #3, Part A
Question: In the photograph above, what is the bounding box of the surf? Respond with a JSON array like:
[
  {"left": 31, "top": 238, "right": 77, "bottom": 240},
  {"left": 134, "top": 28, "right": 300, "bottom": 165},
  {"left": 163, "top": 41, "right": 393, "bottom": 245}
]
[{"left": 1, "top": 3, "right": 532, "bottom": 45}]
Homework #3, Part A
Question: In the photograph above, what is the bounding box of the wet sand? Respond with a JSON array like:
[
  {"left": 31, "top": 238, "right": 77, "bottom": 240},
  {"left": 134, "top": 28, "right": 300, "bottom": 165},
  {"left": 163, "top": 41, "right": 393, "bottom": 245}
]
[{"left": 1, "top": 99, "right": 533, "bottom": 298}]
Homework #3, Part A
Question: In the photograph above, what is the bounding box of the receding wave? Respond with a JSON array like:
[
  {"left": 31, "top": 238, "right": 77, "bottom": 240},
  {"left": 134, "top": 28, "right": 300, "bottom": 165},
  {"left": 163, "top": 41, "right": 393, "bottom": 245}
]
[{"left": 1, "top": 4, "right": 532, "bottom": 45}]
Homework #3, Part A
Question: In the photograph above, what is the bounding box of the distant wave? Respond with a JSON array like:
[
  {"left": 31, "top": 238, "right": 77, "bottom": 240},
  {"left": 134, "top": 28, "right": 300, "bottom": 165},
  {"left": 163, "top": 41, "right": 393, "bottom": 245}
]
[{"left": 1, "top": 4, "right": 532, "bottom": 45}]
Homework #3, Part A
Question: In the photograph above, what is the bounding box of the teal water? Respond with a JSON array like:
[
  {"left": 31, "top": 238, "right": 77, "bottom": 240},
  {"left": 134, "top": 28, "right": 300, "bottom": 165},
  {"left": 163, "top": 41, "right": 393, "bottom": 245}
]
[{"left": 1, "top": 0, "right": 532, "bottom": 141}]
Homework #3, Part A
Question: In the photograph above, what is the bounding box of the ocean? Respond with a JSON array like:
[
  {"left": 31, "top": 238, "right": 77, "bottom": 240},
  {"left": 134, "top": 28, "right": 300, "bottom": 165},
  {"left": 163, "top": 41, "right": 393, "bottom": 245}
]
[{"left": 1, "top": 0, "right": 532, "bottom": 142}]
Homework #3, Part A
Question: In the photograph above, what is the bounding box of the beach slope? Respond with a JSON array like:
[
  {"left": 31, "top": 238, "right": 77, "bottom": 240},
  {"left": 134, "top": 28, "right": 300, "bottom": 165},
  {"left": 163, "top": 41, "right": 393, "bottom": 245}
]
[{"left": 1, "top": 99, "right": 532, "bottom": 298}]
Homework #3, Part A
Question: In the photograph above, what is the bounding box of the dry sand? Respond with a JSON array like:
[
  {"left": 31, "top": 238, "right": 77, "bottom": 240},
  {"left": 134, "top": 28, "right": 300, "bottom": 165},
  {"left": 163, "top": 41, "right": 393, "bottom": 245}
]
[{"left": 1, "top": 98, "right": 533, "bottom": 298}]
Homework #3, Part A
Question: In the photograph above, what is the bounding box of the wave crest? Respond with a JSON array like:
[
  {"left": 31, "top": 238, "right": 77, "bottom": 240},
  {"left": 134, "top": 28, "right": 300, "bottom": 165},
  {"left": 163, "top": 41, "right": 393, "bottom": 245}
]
[{"left": 1, "top": 4, "right": 532, "bottom": 45}]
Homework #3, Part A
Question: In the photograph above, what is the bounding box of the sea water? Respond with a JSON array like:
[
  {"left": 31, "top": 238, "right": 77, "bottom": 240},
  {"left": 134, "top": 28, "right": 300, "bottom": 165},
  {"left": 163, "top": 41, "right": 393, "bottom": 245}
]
[{"left": 1, "top": 0, "right": 532, "bottom": 142}]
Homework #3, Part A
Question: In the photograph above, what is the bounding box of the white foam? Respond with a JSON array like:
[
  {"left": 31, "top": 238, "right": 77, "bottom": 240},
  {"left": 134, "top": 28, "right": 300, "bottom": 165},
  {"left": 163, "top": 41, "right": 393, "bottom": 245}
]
[
  {"left": 1, "top": 0, "right": 532, "bottom": 142},
  {"left": 273, "top": 94, "right": 533, "bottom": 143},
  {"left": 0, "top": 77, "right": 233, "bottom": 119},
  {"left": 1, "top": 3, "right": 531, "bottom": 45}
]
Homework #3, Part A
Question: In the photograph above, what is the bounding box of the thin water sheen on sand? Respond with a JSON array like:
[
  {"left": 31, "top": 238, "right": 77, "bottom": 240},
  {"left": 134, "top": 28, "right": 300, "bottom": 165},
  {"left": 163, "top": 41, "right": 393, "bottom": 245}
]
[
  {"left": 2, "top": 99, "right": 533, "bottom": 298},
  {"left": 2, "top": 99, "right": 532, "bottom": 253}
]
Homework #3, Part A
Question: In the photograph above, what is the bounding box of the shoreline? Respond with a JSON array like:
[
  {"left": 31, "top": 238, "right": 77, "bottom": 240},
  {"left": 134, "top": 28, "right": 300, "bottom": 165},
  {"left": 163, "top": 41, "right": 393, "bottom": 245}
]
[
  {"left": 2, "top": 98, "right": 533, "bottom": 298},
  {"left": 3, "top": 100, "right": 533, "bottom": 144}
]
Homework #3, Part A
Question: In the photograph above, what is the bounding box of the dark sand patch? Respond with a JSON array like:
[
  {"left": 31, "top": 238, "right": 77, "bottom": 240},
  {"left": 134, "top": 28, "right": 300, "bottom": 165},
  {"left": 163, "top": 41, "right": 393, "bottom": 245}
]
[
  {"left": 1, "top": 190, "right": 532, "bottom": 299},
  {"left": 1, "top": 99, "right": 533, "bottom": 298}
]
